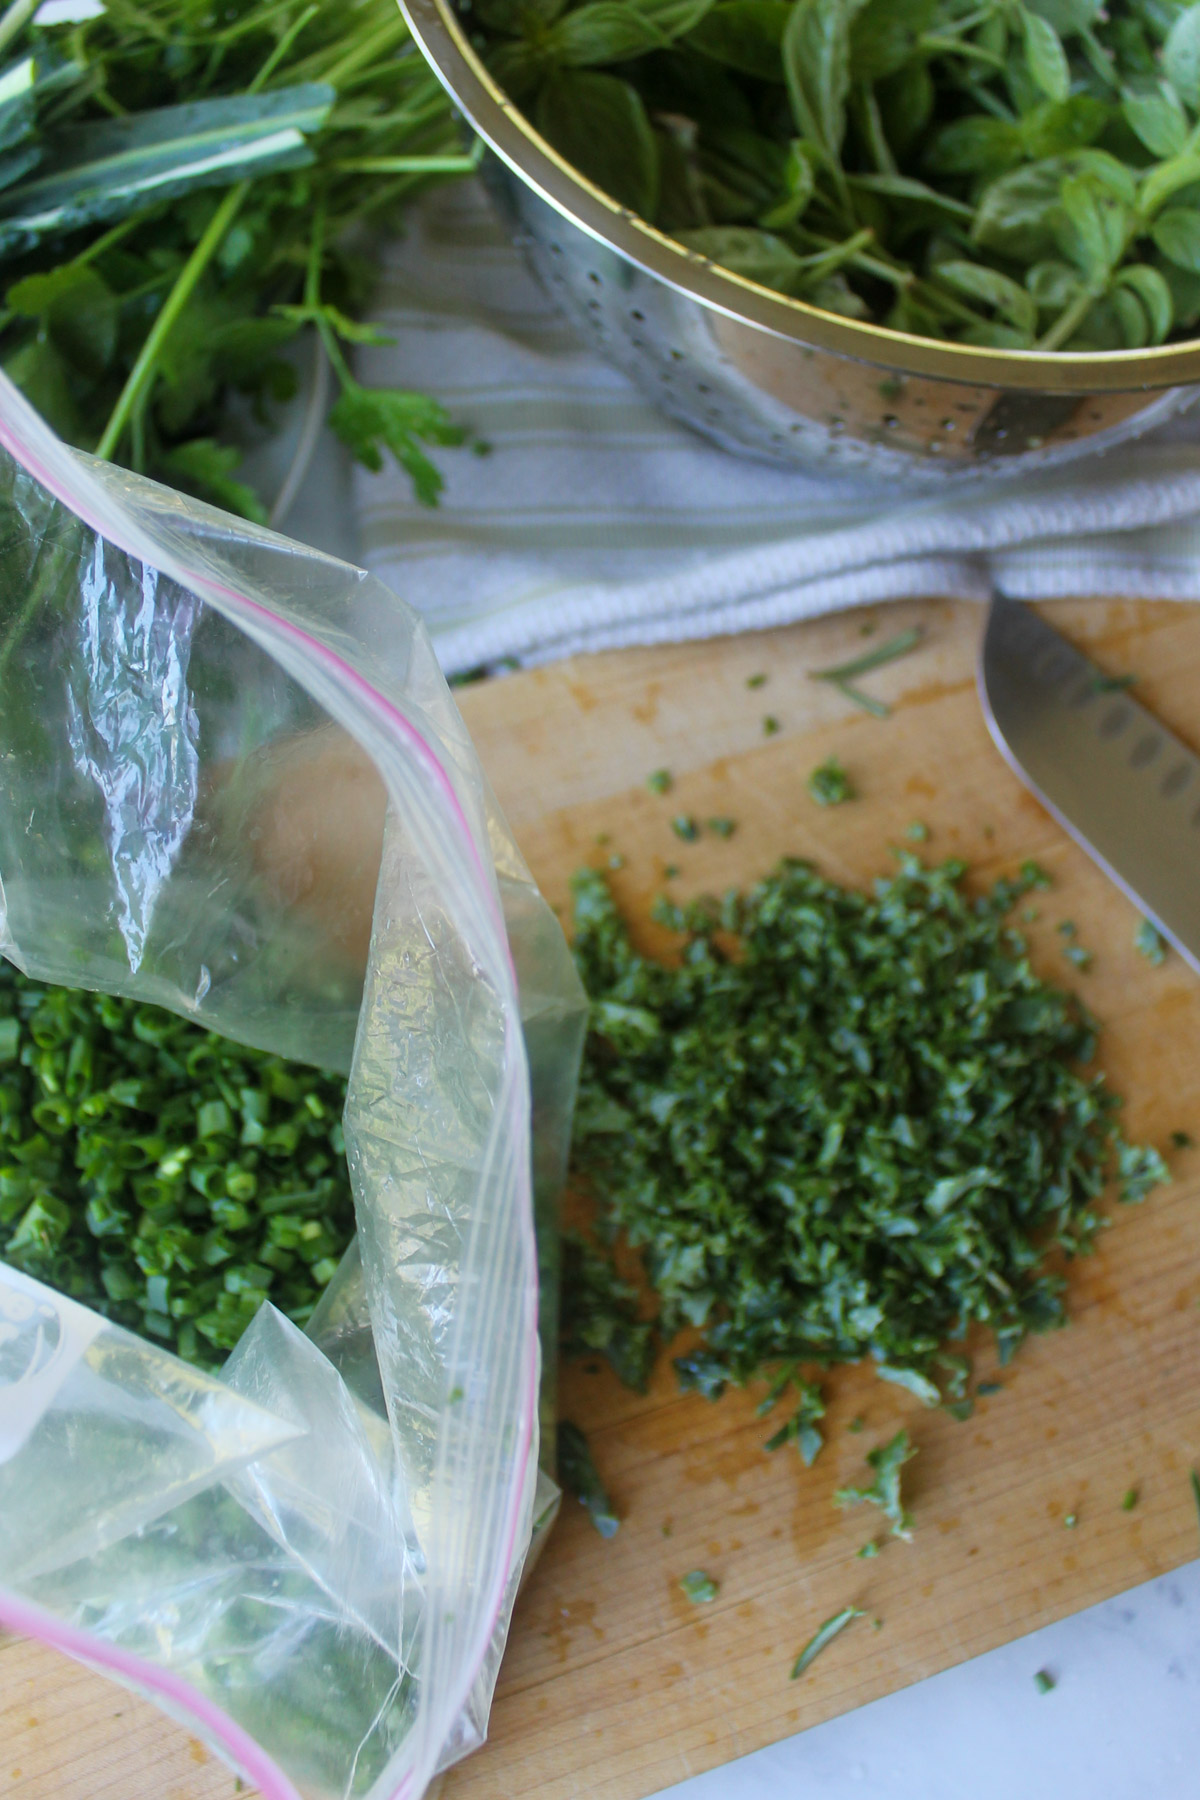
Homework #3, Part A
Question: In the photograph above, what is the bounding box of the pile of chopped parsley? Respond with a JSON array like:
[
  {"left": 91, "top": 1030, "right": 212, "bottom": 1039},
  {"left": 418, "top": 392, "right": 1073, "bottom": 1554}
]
[
  {"left": 0, "top": 961, "right": 354, "bottom": 1367},
  {"left": 568, "top": 853, "right": 1170, "bottom": 1450}
]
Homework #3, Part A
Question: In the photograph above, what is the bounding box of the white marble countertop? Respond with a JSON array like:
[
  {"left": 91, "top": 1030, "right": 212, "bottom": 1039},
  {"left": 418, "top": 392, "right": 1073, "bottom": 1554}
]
[{"left": 653, "top": 1560, "right": 1200, "bottom": 1800}]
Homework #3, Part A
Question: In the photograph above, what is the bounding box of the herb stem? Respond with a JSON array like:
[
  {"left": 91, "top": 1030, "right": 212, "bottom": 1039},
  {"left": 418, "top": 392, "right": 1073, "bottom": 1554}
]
[
  {"left": 95, "top": 182, "right": 250, "bottom": 463},
  {"left": 810, "top": 626, "right": 924, "bottom": 686},
  {"left": 1038, "top": 284, "right": 1100, "bottom": 353},
  {"left": 0, "top": 0, "right": 37, "bottom": 58}
]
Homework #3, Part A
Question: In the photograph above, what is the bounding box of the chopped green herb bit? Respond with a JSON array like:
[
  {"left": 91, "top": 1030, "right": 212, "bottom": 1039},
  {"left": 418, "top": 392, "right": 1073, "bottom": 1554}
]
[
  {"left": 946, "top": 1399, "right": 975, "bottom": 1422},
  {"left": 982, "top": 825, "right": 994, "bottom": 841},
  {"left": 1091, "top": 673, "right": 1137, "bottom": 695},
  {"left": 662, "top": 1521, "right": 672, "bottom": 1538},
  {"left": 595, "top": 833, "right": 612, "bottom": 847},
  {"left": 1063, "top": 944, "right": 1093, "bottom": 971},
  {"left": 608, "top": 854, "right": 626, "bottom": 871},
  {"left": 760, "top": 1374, "right": 825, "bottom": 1465},
  {"left": 857, "top": 1540, "right": 879, "bottom": 1560},
  {"left": 568, "top": 858, "right": 1165, "bottom": 1423},
  {"left": 671, "top": 816, "right": 700, "bottom": 842},
  {"left": 1064, "top": 1512, "right": 1078, "bottom": 1529},
  {"left": 762, "top": 715, "right": 781, "bottom": 737},
  {"left": 1191, "top": 1469, "right": 1200, "bottom": 1539},
  {"left": 448, "top": 1386, "right": 464, "bottom": 1404},
  {"left": 0, "top": 963, "right": 355, "bottom": 1366},
  {"left": 1057, "top": 921, "right": 1077, "bottom": 939},
  {"left": 647, "top": 769, "right": 673, "bottom": 796},
  {"left": 810, "top": 629, "right": 923, "bottom": 689},
  {"left": 791, "top": 1606, "right": 863, "bottom": 1679},
  {"left": 1122, "top": 1488, "right": 1139, "bottom": 1512},
  {"left": 707, "top": 817, "right": 737, "bottom": 839},
  {"left": 664, "top": 865, "right": 680, "bottom": 880},
  {"left": 557, "top": 1420, "right": 619, "bottom": 1539},
  {"left": 679, "top": 1569, "right": 719, "bottom": 1604},
  {"left": 1022, "top": 907, "right": 1040, "bottom": 923},
  {"left": 807, "top": 756, "right": 855, "bottom": 808},
  {"left": 848, "top": 1416, "right": 865, "bottom": 1434},
  {"left": 976, "top": 1381, "right": 1003, "bottom": 1397},
  {"left": 1034, "top": 1670, "right": 1055, "bottom": 1696},
  {"left": 746, "top": 674, "right": 767, "bottom": 690},
  {"left": 860, "top": 622, "right": 879, "bottom": 636},
  {"left": 561, "top": 1233, "right": 655, "bottom": 1392},
  {"left": 906, "top": 822, "right": 929, "bottom": 842},
  {"left": 836, "top": 1430, "right": 916, "bottom": 1541},
  {"left": 1171, "top": 1131, "right": 1193, "bottom": 1151},
  {"left": 1136, "top": 920, "right": 1168, "bottom": 967},
  {"left": 872, "top": 1618, "right": 883, "bottom": 1631},
  {"left": 1117, "top": 1141, "right": 1171, "bottom": 1205}
]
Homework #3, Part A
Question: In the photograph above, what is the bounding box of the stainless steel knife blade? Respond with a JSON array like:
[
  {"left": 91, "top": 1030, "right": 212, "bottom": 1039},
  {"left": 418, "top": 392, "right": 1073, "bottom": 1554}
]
[{"left": 978, "top": 593, "right": 1200, "bottom": 976}]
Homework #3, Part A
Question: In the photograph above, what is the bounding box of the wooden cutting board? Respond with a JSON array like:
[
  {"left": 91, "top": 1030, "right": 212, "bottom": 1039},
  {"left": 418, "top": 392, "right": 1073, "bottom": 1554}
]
[{"left": 5, "top": 595, "right": 1200, "bottom": 1800}]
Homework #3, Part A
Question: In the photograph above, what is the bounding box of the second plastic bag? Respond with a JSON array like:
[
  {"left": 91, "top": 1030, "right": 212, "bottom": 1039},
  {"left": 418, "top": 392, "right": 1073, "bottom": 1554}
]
[{"left": 0, "top": 371, "right": 586, "bottom": 1800}]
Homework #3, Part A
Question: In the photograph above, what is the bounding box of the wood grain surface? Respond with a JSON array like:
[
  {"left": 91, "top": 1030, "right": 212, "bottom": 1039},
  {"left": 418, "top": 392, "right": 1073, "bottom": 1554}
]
[{"left": 5, "top": 596, "right": 1200, "bottom": 1800}]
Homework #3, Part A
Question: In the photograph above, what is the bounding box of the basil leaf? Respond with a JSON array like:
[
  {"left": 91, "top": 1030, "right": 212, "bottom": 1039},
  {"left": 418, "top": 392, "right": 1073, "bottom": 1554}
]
[
  {"left": 1152, "top": 205, "right": 1200, "bottom": 273},
  {"left": 686, "top": 0, "right": 790, "bottom": 79},
  {"left": 1055, "top": 172, "right": 1129, "bottom": 279},
  {"left": 551, "top": 4, "right": 671, "bottom": 66},
  {"left": 536, "top": 69, "right": 660, "bottom": 216},
  {"left": 972, "top": 159, "right": 1067, "bottom": 259},
  {"left": 1121, "top": 83, "right": 1190, "bottom": 160},
  {"left": 936, "top": 259, "right": 1038, "bottom": 332},
  {"left": 1022, "top": 7, "right": 1071, "bottom": 103},
  {"left": 1165, "top": 2, "right": 1200, "bottom": 113},
  {"left": 1114, "top": 263, "right": 1173, "bottom": 342},
  {"left": 848, "top": 0, "right": 937, "bottom": 83},
  {"left": 1140, "top": 153, "right": 1200, "bottom": 219},
  {"left": 926, "top": 114, "right": 1024, "bottom": 176},
  {"left": 782, "top": 0, "right": 869, "bottom": 165},
  {"left": 676, "top": 222, "right": 803, "bottom": 285}
]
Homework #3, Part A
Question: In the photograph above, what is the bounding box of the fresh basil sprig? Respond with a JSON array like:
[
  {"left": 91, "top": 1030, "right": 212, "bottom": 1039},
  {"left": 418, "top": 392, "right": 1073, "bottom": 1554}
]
[{"left": 472, "top": 0, "right": 1200, "bottom": 348}]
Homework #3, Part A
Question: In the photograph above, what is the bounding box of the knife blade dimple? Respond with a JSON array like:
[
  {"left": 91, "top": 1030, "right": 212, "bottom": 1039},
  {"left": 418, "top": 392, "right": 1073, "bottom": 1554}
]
[{"left": 978, "top": 594, "right": 1200, "bottom": 977}]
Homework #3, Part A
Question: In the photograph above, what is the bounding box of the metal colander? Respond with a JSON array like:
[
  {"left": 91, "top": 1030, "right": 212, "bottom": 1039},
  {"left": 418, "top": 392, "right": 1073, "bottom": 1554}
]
[{"left": 401, "top": 0, "right": 1200, "bottom": 486}]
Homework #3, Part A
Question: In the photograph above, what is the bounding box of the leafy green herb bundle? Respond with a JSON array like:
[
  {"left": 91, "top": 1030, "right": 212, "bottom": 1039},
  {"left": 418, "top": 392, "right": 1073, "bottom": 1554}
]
[
  {"left": 0, "top": 0, "right": 473, "bottom": 517},
  {"left": 0, "top": 959, "right": 353, "bottom": 1367},
  {"left": 568, "top": 854, "right": 1169, "bottom": 1451},
  {"left": 471, "top": 0, "right": 1200, "bottom": 349}
]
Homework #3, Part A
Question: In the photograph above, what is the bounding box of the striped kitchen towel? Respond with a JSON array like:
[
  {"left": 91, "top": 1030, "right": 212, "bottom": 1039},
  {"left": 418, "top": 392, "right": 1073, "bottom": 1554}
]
[{"left": 352, "top": 181, "right": 1200, "bottom": 676}]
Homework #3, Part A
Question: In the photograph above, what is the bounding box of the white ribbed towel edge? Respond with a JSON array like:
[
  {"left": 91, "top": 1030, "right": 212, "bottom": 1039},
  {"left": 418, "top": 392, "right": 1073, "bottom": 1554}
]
[{"left": 352, "top": 182, "right": 1200, "bottom": 675}]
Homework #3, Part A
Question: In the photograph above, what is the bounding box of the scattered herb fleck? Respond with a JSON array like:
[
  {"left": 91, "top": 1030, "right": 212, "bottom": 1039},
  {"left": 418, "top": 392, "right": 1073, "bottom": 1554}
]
[
  {"left": 1057, "top": 921, "right": 1077, "bottom": 939},
  {"left": 1064, "top": 1512, "right": 1078, "bottom": 1529},
  {"left": 708, "top": 817, "right": 737, "bottom": 839},
  {"left": 807, "top": 756, "right": 855, "bottom": 808},
  {"left": 679, "top": 1570, "right": 719, "bottom": 1604},
  {"left": 977, "top": 1381, "right": 1003, "bottom": 1397},
  {"left": 1091, "top": 673, "right": 1137, "bottom": 695},
  {"left": 791, "top": 1606, "right": 863, "bottom": 1680},
  {"left": 857, "top": 1540, "right": 879, "bottom": 1560},
  {"left": 671, "top": 816, "right": 700, "bottom": 842},
  {"left": 608, "top": 854, "right": 626, "bottom": 871},
  {"left": 664, "top": 865, "right": 681, "bottom": 880},
  {"left": 836, "top": 1430, "right": 916, "bottom": 1541},
  {"left": 762, "top": 715, "right": 781, "bottom": 737},
  {"left": 946, "top": 1398, "right": 975, "bottom": 1422},
  {"left": 746, "top": 674, "right": 767, "bottom": 690},
  {"left": 448, "top": 1386, "right": 464, "bottom": 1405},
  {"left": 810, "top": 628, "right": 923, "bottom": 719},
  {"left": 1171, "top": 1131, "right": 1194, "bottom": 1150},
  {"left": 848, "top": 1416, "right": 865, "bottom": 1434},
  {"left": 1191, "top": 1470, "right": 1200, "bottom": 1540},
  {"left": 557, "top": 1421, "right": 619, "bottom": 1539},
  {"left": 647, "top": 769, "right": 673, "bottom": 796},
  {"left": 906, "top": 822, "right": 929, "bottom": 842},
  {"left": 1063, "top": 944, "right": 1093, "bottom": 971},
  {"left": 760, "top": 1372, "right": 825, "bottom": 1464},
  {"left": 1122, "top": 1488, "right": 1139, "bottom": 1512},
  {"left": 1136, "top": 920, "right": 1168, "bottom": 966},
  {"left": 1034, "top": 1670, "right": 1056, "bottom": 1696}
]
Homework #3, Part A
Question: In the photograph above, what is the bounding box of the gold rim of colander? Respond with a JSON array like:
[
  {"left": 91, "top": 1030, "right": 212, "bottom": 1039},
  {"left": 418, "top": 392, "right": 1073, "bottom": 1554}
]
[{"left": 401, "top": 0, "right": 1200, "bottom": 395}]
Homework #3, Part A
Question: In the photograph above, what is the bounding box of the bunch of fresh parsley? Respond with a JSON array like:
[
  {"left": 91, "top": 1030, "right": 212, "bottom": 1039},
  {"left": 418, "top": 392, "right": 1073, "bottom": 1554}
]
[
  {"left": 0, "top": 0, "right": 475, "bottom": 517},
  {"left": 471, "top": 0, "right": 1200, "bottom": 349},
  {"left": 567, "top": 854, "right": 1170, "bottom": 1455}
]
